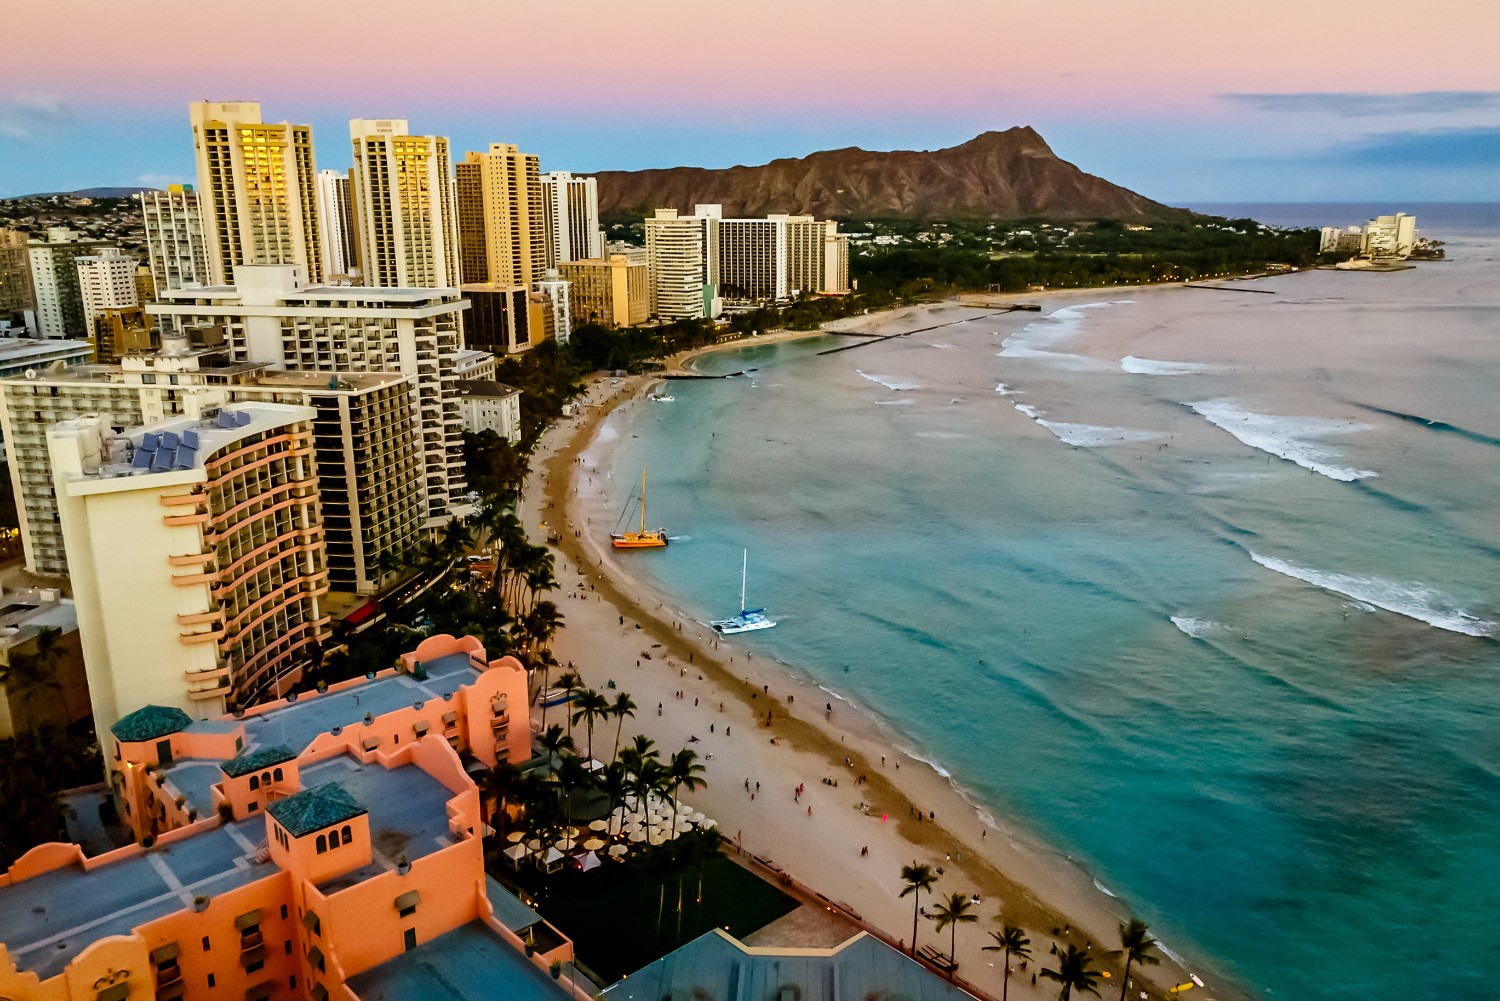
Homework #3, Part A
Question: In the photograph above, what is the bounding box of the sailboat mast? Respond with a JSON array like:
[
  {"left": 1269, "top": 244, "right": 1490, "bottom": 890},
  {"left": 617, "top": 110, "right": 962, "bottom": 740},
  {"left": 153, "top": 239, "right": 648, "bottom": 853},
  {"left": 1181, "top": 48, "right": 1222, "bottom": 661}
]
[
  {"left": 740, "top": 549, "right": 748, "bottom": 612},
  {"left": 639, "top": 467, "right": 647, "bottom": 535}
]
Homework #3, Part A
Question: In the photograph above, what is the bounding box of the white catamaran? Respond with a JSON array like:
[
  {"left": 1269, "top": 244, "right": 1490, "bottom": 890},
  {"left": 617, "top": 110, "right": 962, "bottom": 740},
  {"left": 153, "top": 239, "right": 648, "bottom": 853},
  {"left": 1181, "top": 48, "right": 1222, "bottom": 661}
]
[{"left": 711, "top": 549, "right": 776, "bottom": 634}]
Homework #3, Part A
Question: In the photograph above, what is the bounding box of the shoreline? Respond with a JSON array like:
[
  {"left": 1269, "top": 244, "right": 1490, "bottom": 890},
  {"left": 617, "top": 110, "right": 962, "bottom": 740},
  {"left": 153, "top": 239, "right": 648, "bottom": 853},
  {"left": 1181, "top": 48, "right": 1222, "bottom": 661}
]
[{"left": 521, "top": 301, "right": 1253, "bottom": 1001}]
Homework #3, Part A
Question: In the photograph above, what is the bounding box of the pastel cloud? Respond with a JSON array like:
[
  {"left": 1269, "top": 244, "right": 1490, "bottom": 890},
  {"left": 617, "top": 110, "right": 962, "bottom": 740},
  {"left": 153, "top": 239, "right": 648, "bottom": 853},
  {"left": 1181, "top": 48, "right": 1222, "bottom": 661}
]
[{"left": 1219, "top": 91, "right": 1500, "bottom": 117}]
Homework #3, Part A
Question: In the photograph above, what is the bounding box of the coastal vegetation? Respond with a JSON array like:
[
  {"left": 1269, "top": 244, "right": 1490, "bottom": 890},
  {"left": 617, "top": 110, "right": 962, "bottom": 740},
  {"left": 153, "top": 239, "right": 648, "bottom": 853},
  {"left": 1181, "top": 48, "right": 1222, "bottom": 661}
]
[{"left": 983, "top": 923, "right": 1033, "bottom": 1001}]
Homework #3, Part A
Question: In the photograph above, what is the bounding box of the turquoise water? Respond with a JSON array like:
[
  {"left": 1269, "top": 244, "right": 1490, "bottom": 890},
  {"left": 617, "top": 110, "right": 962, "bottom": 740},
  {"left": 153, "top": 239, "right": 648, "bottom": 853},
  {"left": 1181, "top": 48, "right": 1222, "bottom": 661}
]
[{"left": 590, "top": 209, "right": 1500, "bottom": 1000}]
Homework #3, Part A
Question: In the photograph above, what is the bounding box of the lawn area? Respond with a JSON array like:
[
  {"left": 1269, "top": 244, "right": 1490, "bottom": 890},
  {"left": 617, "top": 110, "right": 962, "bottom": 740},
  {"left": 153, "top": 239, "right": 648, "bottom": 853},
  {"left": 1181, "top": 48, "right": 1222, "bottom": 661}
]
[{"left": 500, "top": 850, "right": 798, "bottom": 983}]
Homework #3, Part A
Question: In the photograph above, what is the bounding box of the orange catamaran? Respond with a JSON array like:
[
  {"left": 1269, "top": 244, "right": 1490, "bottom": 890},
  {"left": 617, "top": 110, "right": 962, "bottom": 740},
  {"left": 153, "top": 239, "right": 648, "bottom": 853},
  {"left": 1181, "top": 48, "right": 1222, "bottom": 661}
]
[{"left": 611, "top": 467, "right": 668, "bottom": 549}]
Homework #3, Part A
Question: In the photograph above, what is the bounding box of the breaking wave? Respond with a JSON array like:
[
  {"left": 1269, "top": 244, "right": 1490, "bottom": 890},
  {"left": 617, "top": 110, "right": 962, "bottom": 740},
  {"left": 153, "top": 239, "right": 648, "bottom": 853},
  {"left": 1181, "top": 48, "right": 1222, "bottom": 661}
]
[
  {"left": 857, "top": 370, "right": 922, "bottom": 391},
  {"left": 1189, "top": 399, "right": 1377, "bottom": 481},
  {"left": 1250, "top": 552, "right": 1497, "bottom": 638},
  {"left": 1122, "top": 356, "right": 1220, "bottom": 376}
]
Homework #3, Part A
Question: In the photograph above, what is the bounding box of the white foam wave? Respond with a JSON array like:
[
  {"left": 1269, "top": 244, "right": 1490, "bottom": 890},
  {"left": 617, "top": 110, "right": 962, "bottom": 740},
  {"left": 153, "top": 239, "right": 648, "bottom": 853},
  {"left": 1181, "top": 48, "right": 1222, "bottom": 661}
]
[
  {"left": 1250, "top": 552, "right": 1498, "bottom": 637},
  {"left": 1171, "top": 616, "right": 1230, "bottom": 639},
  {"left": 999, "top": 302, "right": 1118, "bottom": 368},
  {"left": 666, "top": 535, "right": 692, "bottom": 542},
  {"left": 874, "top": 399, "right": 913, "bottom": 406},
  {"left": 1189, "top": 399, "right": 1378, "bottom": 481},
  {"left": 1121, "top": 356, "right": 1220, "bottom": 376},
  {"left": 901, "top": 747, "right": 953, "bottom": 779},
  {"left": 994, "top": 383, "right": 1022, "bottom": 395},
  {"left": 594, "top": 424, "right": 620, "bottom": 444},
  {"left": 1013, "top": 403, "right": 1044, "bottom": 419},
  {"left": 930, "top": 343, "right": 954, "bottom": 349},
  {"left": 914, "top": 431, "right": 965, "bottom": 440},
  {"left": 1093, "top": 878, "right": 1118, "bottom": 898},
  {"left": 1038, "top": 421, "right": 1162, "bottom": 447},
  {"left": 857, "top": 369, "right": 922, "bottom": 391}
]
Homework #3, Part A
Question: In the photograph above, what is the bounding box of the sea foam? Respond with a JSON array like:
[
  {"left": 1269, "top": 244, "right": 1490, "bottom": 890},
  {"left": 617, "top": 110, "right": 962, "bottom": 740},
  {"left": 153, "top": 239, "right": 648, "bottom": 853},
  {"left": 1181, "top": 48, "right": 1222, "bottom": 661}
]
[
  {"left": 857, "top": 369, "right": 922, "bottom": 391},
  {"left": 994, "top": 383, "right": 1022, "bottom": 395},
  {"left": 874, "top": 399, "right": 914, "bottom": 406},
  {"left": 1189, "top": 399, "right": 1378, "bottom": 481},
  {"left": 1171, "top": 616, "right": 1231, "bottom": 639},
  {"left": 998, "top": 302, "right": 1118, "bottom": 368},
  {"left": 1250, "top": 552, "right": 1498, "bottom": 638},
  {"left": 1122, "top": 356, "right": 1220, "bottom": 376},
  {"left": 1014, "top": 403, "right": 1160, "bottom": 447}
]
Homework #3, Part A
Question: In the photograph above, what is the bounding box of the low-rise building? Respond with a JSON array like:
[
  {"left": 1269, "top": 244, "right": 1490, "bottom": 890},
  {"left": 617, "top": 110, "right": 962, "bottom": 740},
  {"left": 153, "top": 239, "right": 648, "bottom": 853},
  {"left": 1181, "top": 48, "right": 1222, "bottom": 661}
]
[
  {"left": 452, "top": 349, "right": 497, "bottom": 381},
  {"left": 0, "top": 636, "right": 575, "bottom": 1001},
  {"left": 0, "top": 588, "right": 85, "bottom": 738},
  {"left": 461, "top": 284, "right": 533, "bottom": 355},
  {"left": 456, "top": 381, "right": 521, "bottom": 443}
]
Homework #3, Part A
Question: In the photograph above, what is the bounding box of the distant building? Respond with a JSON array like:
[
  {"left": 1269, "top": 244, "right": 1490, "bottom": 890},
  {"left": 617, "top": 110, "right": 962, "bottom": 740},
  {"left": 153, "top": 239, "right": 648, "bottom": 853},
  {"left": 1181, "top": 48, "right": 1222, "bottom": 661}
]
[
  {"left": 645, "top": 206, "right": 722, "bottom": 321},
  {"left": 316, "top": 168, "right": 360, "bottom": 280},
  {"left": 455, "top": 144, "right": 546, "bottom": 289},
  {"left": 27, "top": 227, "right": 111, "bottom": 339},
  {"left": 75, "top": 247, "right": 140, "bottom": 338},
  {"left": 92, "top": 306, "right": 152, "bottom": 363},
  {"left": 349, "top": 119, "right": 462, "bottom": 288},
  {"left": 138, "top": 185, "right": 210, "bottom": 292},
  {"left": 0, "top": 227, "right": 37, "bottom": 334},
  {"left": 190, "top": 101, "right": 323, "bottom": 284},
  {"left": 645, "top": 205, "right": 849, "bottom": 319},
  {"left": 541, "top": 170, "right": 604, "bottom": 267},
  {"left": 533, "top": 270, "right": 572, "bottom": 344},
  {"left": 461, "top": 284, "right": 534, "bottom": 355},
  {"left": 48, "top": 402, "right": 330, "bottom": 724},
  {"left": 1362, "top": 212, "right": 1418, "bottom": 258},
  {"left": 0, "top": 588, "right": 85, "bottom": 739},
  {"left": 453, "top": 348, "right": 497, "bottom": 381},
  {"left": 456, "top": 381, "right": 522, "bottom": 442},
  {"left": 0, "top": 635, "right": 577, "bottom": 1001},
  {"left": 559, "top": 254, "right": 651, "bottom": 327},
  {"left": 0, "top": 336, "right": 95, "bottom": 380},
  {"left": 149, "top": 265, "right": 471, "bottom": 527}
]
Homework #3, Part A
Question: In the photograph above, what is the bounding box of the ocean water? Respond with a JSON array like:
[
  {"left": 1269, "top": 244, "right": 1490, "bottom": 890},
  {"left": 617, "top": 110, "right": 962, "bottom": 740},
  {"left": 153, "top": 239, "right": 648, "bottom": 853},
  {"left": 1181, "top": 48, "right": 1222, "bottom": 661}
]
[{"left": 591, "top": 206, "right": 1500, "bottom": 1001}]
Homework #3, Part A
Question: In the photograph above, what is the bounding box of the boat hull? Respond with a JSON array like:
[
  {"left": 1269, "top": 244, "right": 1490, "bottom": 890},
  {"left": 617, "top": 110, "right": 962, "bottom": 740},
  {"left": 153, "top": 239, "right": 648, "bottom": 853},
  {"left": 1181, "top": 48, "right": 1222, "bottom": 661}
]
[
  {"left": 711, "top": 609, "right": 776, "bottom": 634},
  {"left": 612, "top": 531, "right": 669, "bottom": 549}
]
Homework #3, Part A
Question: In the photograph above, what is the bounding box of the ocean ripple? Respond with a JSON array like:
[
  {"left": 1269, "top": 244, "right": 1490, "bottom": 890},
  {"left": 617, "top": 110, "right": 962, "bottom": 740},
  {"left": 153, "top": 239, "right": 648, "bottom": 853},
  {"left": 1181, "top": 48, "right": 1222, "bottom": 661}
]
[{"left": 1122, "top": 356, "right": 1221, "bottom": 376}]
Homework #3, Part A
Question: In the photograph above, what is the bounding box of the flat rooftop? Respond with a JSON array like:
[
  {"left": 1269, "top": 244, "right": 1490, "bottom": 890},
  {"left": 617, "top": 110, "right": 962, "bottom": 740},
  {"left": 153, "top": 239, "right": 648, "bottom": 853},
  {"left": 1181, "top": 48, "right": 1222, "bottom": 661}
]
[
  {"left": 601, "top": 930, "right": 977, "bottom": 1001},
  {"left": 346, "top": 920, "right": 565, "bottom": 1001},
  {"left": 239, "top": 652, "right": 479, "bottom": 756},
  {"left": 0, "top": 820, "right": 271, "bottom": 980},
  {"left": 308, "top": 757, "right": 459, "bottom": 893}
]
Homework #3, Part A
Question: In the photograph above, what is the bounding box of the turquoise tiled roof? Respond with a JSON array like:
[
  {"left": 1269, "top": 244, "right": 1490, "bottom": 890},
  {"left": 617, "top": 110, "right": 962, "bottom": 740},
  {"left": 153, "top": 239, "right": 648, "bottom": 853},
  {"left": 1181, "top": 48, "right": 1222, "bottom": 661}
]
[
  {"left": 110, "top": 705, "right": 193, "bottom": 743},
  {"left": 220, "top": 744, "right": 296, "bottom": 778},
  {"left": 266, "top": 782, "right": 366, "bottom": 838}
]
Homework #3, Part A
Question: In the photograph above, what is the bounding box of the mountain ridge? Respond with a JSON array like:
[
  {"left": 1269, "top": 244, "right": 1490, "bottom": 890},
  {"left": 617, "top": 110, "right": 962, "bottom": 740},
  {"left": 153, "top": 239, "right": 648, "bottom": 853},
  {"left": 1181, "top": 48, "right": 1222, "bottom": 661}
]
[{"left": 593, "top": 127, "right": 1186, "bottom": 222}]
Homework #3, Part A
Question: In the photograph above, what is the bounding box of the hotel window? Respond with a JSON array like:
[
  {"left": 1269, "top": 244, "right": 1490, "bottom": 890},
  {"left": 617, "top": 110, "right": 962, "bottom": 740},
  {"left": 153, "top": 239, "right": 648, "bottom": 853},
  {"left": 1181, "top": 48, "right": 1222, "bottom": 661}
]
[{"left": 316, "top": 834, "right": 327, "bottom": 854}]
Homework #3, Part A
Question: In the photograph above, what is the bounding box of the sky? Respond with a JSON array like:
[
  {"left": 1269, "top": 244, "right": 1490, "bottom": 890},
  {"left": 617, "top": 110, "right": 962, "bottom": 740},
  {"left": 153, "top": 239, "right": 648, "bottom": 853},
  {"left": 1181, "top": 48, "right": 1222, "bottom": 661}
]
[{"left": 2, "top": 0, "right": 1498, "bottom": 203}]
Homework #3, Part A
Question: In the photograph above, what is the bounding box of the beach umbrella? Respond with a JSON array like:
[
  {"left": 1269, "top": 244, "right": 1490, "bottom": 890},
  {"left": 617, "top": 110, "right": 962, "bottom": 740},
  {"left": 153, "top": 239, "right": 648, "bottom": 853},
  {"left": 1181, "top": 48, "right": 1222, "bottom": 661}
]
[
  {"left": 583, "top": 837, "right": 606, "bottom": 851},
  {"left": 556, "top": 838, "right": 578, "bottom": 851},
  {"left": 564, "top": 826, "right": 583, "bottom": 838},
  {"left": 506, "top": 831, "right": 526, "bottom": 843},
  {"left": 524, "top": 839, "right": 544, "bottom": 852},
  {"left": 588, "top": 820, "right": 609, "bottom": 832},
  {"left": 579, "top": 851, "right": 602, "bottom": 872},
  {"left": 673, "top": 817, "right": 692, "bottom": 832},
  {"left": 687, "top": 811, "right": 706, "bottom": 824},
  {"left": 628, "top": 829, "right": 647, "bottom": 843},
  {"left": 648, "top": 830, "right": 669, "bottom": 846},
  {"left": 699, "top": 819, "right": 717, "bottom": 830},
  {"left": 607, "top": 844, "right": 629, "bottom": 858}
]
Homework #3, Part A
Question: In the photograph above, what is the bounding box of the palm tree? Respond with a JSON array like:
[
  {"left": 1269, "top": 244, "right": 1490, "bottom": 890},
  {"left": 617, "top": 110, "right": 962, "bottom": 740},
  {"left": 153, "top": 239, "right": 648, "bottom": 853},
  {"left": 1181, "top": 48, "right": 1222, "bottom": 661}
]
[
  {"left": 533, "top": 648, "right": 561, "bottom": 729},
  {"left": 537, "top": 724, "right": 574, "bottom": 766},
  {"left": 665, "top": 748, "right": 707, "bottom": 834},
  {"left": 552, "top": 754, "right": 590, "bottom": 832},
  {"left": 480, "top": 762, "right": 522, "bottom": 832},
  {"left": 631, "top": 758, "right": 668, "bottom": 838},
  {"left": 570, "top": 688, "right": 610, "bottom": 762},
  {"left": 931, "top": 892, "right": 978, "bottom": 979},
  {"left": 0, "top": 652, "right": 62, "bottom": 732},
  {"left": 609, "top": 692, "right": 637, "bottom": 763},
  {"left": 983, "top": 924, "right": 1032, "bottom": 1001},
  {"left": 598, "top": 761, "right": 630, "bottom": 817},
  {"left": 899, "top": 864, "right": 937, "bottom": 957},
  {"left": 1041, "top": 943, "right": 1101, "bottom": 1001},
  {"left": 1115, "top": 919, "right": 1159, "bottom": 1001},
  {"left": 554, "top": 671, "right": 581, "bottom": 739}
]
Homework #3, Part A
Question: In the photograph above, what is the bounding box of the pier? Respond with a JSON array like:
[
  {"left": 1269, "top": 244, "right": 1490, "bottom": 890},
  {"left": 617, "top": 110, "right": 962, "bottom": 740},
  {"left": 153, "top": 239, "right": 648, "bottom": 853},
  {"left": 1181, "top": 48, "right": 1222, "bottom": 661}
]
[
  {"left": 816, "top": 309, "right": 1016, "bottom": 356},
  {"left": 1182, "top": 283, "right": 1276, "bottom": 294}
]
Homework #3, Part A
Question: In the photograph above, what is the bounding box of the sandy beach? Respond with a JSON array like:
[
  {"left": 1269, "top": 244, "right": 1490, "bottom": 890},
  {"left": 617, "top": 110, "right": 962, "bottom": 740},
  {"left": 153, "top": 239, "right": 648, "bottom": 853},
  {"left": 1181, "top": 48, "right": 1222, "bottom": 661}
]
[{"left": 520, "top": 300, "right": 1235, "bottom": 1001}]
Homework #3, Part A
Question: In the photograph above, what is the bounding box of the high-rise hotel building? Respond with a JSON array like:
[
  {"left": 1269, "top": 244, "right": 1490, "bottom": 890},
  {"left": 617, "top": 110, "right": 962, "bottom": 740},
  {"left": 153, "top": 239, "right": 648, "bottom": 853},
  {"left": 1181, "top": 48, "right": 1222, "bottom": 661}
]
[
  {"left": 349, "top": 119, "right": 462, "bottom": 288},
  {"left": 75, "top": 247, "right": 140, "bottom": 338},
  {"left": 149, "top": 265, "right": 470, "bottom": 527},
  {"left": 139, "top": 185, "right": 211, "bottom": 293},
  {"left": 316, "top": 168, "right": 360, "bottom": 280},
  {"left": 47, "top": 402, "right": 329, "bottom": 730},
  {"left": 541, "top": 170, "right": 604, "bottom": 268},
  {"left": 190, "top": 101, "right": 323, "bottom": 285},
  {"left": 645, "top": 206, "right": 722, "bottom": 320},
  {"left": 455, "top": 144, "right": 546, "bottom": 289},
  {"left": 0, "top": 228, "right": 36, "bottom": 333},
  {"left": 28, "top": 228, "right": 111, "bottom": 339}
]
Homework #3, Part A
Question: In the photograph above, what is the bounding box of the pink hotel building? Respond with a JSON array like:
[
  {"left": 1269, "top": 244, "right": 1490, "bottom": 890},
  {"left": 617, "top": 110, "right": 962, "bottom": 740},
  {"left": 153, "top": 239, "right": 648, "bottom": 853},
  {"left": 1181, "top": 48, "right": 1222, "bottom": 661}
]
[{"left": 0, "top": 635, "right": 585, "bottom": 1001}]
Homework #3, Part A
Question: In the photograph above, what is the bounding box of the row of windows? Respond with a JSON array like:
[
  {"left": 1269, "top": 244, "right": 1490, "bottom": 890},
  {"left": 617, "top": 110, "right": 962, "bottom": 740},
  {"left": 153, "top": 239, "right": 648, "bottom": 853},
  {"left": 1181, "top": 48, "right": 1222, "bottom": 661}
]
[{"left": 315, "top": 824, "right": 354, "bottom": 854}]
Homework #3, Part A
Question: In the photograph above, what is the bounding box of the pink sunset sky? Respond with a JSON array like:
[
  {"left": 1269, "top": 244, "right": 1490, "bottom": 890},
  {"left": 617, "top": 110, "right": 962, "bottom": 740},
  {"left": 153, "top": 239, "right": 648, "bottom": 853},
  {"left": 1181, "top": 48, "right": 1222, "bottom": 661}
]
[{"left": 2, "top": 0, "right": 1497, "bottom": 200}]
